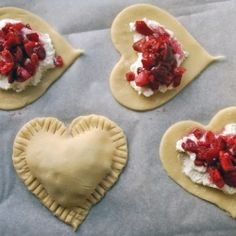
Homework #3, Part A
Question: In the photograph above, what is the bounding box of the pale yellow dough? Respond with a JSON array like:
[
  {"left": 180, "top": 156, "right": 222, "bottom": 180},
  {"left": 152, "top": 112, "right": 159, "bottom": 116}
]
[
  {"left": 0, "top": 7, "right": 82, "bottom": 110},
  {"left": 160, "top": 107, "right": 236, "bottom": 218},
  {"left": 110, "top": 4, "right": 219, "bottom": 111},
  {"left": 12, "top": 115, "right": 128, "bottom": 230}
]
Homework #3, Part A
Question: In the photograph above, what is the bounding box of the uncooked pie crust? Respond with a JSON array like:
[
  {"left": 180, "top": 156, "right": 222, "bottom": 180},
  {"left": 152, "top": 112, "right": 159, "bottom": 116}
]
[
  {"left": 12, "top": 115, "right": 128, "bottom": 230},
  {"left": 160, "top": 107, "right": 236, "bottom": 218},
  {"left": 110, "top": 4, "right": 220, "bottom": 111},
  {"left": 0, "top": 7, "right": 82, "bottom": 110}
]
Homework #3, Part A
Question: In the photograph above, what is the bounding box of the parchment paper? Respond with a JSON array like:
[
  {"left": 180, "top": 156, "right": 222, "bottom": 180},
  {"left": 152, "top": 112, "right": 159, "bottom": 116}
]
[{"left": 0, "top": 0, "right": 235, "bottom": 235}]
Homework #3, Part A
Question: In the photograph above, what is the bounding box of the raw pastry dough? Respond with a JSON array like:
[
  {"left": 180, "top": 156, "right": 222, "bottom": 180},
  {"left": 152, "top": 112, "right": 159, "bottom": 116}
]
[
  {"left": 160, "top": 107, "right": 236, "bottom": 218},
  {"left": 12, "top": 115, "right": 128, "bottom": 230},
  {"left": 0, "top": 7, "right": 82, "bottom": 110},
  {"left": 110, "top": 4, "right": 219, "bottom": 111}
]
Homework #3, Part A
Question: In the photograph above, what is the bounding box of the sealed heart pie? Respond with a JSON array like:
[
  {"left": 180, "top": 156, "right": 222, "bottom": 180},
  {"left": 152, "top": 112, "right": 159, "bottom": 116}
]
[
  {"left": 160, "top": 107, "right": 236, "bottom": 218},
  {"left": 110, "top": 4, "right": 221, "bottom": 111},
  {"left": 12, "top": 115, "right": 128, "bottom": 230},
  {"left": 0, "top": 7, "right": 82, "bottom": 110}
]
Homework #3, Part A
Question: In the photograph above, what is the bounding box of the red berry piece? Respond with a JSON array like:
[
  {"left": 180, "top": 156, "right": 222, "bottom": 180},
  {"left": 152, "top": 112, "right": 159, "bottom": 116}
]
[
  {"left": 1, "top": 49, "right": 13, "bottom": 63},
  {"left": 0, "top": 61, "right": 14, "bottom": 75},
  {"left": 181, "top": 139, "right": 198, "bottom": 153},
  {"left": 125, "top": 71, "right": 135, "bottom": 81},
  {"left": 53, "top": 55, "right": 64, "bottom": 67},
  {"left": 31, "top": 53, "right": 39, "bottom": 66},
  {"left": 24, "top": 41, "right": 37, "bottom": 57},
  {"left": 207, "top": 167, "right": 224, "bottom": 188},
  {"left": 35, "top": 45, "right": 46, "bottom": 60},
  {"left": 13, "top": 22, "right": 25, "bottom": 31},
  {"left": 16, "top": 66, "right": 31, "bottom": 82},
  {"left": 24, "top": 59, "right": 36, "bottom": 75},
  {"left": 26, "top": 33, "right": 39, "bottom": 42},
  {"left": 3, "top": 31, "right": 21, "bottom": 49},
  {"left": 14, "top": 46, "right": 24, "bottom": 63},
  {"left": 219, "top": 151, "right": 234, "bottom": 172},
  {"left": 224, "top": 171, "right": 236, "bottom": 187},
  {"left": 194, "top": 159, "right": 205, "bottom": 167},
  {"left": 133, "top": 38, "right": 146, "bottom": 52},
  {"left": 135, "top": 20, "right": 154, "bottom": 36},
  {"left": 135, "top": 70, "right": 151, "bottom": 87},
  {"left": 205, "top": 131, "right": 216, "bottom": 144},
  {"left": 142, "top": 52, "right": 156, "bottom": 70}
]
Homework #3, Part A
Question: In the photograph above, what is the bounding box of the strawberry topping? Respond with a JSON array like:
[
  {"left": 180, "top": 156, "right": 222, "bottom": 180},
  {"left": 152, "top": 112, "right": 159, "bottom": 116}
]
[
  {"left": 0, "top": 21, "right": 63, "bottom": 84},
  {"left": 180, "top": 127, "right": 236, "bottom": 189},
  {"left": 126, "top": 20, "right": 186, "bottom": 93}
]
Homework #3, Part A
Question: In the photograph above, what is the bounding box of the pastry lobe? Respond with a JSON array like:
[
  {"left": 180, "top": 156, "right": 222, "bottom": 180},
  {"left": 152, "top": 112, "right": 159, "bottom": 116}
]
[{"left": 13, "top": 115, "right": 128, "bottom": 230}]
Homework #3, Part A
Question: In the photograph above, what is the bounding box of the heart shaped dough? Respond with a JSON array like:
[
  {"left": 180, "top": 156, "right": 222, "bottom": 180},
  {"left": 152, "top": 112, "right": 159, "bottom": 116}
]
[
  {"left": 0, "top": 7, "right": 82, "bottom": 110},
  {"left": 12, "top": 115, "right": 128, "bottom": 230},
  {"left": 110, "top": 4, "right": 220, "bottom": 111},
  {"left": 160, "top": 107, "right": 236, "bottom": 218}
]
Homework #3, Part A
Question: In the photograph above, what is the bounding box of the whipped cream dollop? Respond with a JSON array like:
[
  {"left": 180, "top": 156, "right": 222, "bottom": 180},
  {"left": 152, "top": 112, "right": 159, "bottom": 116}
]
[
  {"left": 129, "top": 18, "right": 188, "bottom": 97},
  {"left": 176, "top": 124, "right": 236, "bottom": 195},
  {"left": 0, "top": 19, "right": 56, "bottom": 92}
]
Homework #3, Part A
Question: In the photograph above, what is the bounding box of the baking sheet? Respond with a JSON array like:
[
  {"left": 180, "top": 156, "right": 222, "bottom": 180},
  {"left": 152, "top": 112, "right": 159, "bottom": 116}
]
[{"left": 0, "top": 0, "right": 235, "bottom": 235}]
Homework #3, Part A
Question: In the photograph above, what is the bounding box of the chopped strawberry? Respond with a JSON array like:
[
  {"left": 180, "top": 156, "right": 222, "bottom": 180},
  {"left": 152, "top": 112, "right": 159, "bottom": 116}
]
[
  {"left": 31, "top": 53, "right": 39, "bottom": 66},
  {"left": 53, "top": 55, "right": 63, "bottom": 67},
  {"left": 0, "top": 61, "right": 14, "bottom": 75},
  {"left": 208, "top": 167, "right": 224, "bottom": 188},
  {"left": 125, "top": 71, "right": 135, "bottom": 81},
  {"left": 224, "top": 171, "right": 236, "bottom": 187},
  {"left": 24, "top": 41, "right": 37, "bottom": 57},
  {"left": 26, "top": 33, "right": 39, "bottom": 42},
  {"left": 219, "top": 151, "right": 234, "bottom": 172},
  {"left": 194, "top": 159, "right": 205, "bottom": 167},
  {"left": 205, "top": 131, "right": 216, "bottom": 144},
  {"left": 133, "top": 38, "right": 146, "bottom": 52},
  {"left": 135, "top": 70, "right": 151, "bottom": 87},
  {"left": 1, "top": 49, "right": 13, "bottom": 62},
  {"left": 24, "top": 58, "right": 36, "bottom": 75},
  {"left": 3, "top": 31, "right": 21, "bottom": 48},
  {"left": 14, "top": 47, "right": 23, "bottom": 63},
  {"left": 13, "top": 22, "right": 25, "bottom": 31},
  {"left": 16, "top": 66, "right": 31, "bottom": 82},
  {"left": 135, "top": 20, "right": 154, "bottom": 36},
  {"left": 181, "top": 139, "right": 198, "bottom": 153},
  {"left": 142, "top": 52, "right": 156, "bottom": 69},
  {"left": 35, "top": 45, "right": 46, "bottom": 60}
]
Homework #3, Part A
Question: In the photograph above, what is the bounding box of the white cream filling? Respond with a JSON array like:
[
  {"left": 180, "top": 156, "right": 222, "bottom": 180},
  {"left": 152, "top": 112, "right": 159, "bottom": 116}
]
[
  {"left": 176, "top": 124, "right": 236, "bottom": 195},
  {"left": 0, "top": 19, "right": 55, "bottom": 92},
  {"left": 129, "top": 18, "right": 188, "bottom": 97}
]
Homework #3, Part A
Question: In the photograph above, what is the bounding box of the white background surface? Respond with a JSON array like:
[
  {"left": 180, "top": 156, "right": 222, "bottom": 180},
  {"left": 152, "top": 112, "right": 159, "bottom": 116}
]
[{"left": 0, "top": 0, "right": 235, "bottom": 235}]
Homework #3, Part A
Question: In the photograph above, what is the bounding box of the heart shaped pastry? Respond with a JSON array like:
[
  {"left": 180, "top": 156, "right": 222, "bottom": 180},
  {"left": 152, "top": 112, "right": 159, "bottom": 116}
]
[
  {"left": 12, "top": 115, "right": 128, "bottom": 230},
  {"left": 160, "top": 107, "right": 236, "bottom": 218},
  {"left": 110, "top": 4, "right": 221, "bottom": 111},
  {"left": 0, "top": 7, "right": 82, "bottom": 110}
]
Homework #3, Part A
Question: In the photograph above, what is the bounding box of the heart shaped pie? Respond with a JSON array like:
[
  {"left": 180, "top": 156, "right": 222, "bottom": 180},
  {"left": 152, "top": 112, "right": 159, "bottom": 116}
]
[
  {"left": 12, "top": 115, "right": 128, "bottom": 230},
  {"left": 160, "top": 107, "right": 236, "bottom": 218},
  {"left": 110, "top": 4, "right": 221, "bottom": 111},
  {"left": 0, "top": 7, "right": 82, "bottom": 110}
]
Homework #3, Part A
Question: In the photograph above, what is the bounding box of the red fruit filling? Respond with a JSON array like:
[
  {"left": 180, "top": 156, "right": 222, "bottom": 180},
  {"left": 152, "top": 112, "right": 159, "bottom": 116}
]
[
  {"left": 180, "top": 128, "right": 236, "bottom": 188},
  {"left": 0, "top": 21, "right": 63, "bottom": 84},
  {"left": 125, "top": 20, "right": 186, "bottom": 92}
]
